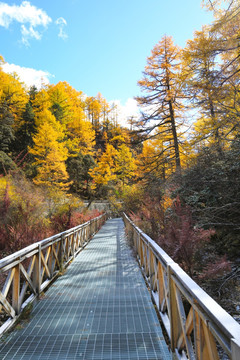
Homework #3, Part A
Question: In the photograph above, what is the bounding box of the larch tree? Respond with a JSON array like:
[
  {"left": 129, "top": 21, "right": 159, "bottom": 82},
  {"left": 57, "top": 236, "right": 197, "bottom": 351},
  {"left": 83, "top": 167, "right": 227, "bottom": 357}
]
[
  {"left": 12, "top": 101, "right": 36, "bottom": 155},
  {"left": 48, "top": 82, "right": 71, "bottom": 124},
  {"left": 135, "top": 35, "right": 184, "bottom": 175},
  {"left": 89, "top": 144, "right": 118, "bottom": 189},
  {"left": 0, "top": 101, "right": 14, "bottom": 153},
  {"left": 64, "top": 84, "right": 95, "bottom": 156},
  {"left": 85, "top": 96, "right": 101, "bottom": 132},
  {"left": 0, "top": 62, "right": 28, "bottom": 147},
  {"left": 31, "top": 88, "right": 51, "bottom": 124},
  {"left": 29, "top": 111, "right": 70, "bottom": 191},
  {"left": 115, "top": 144, "right": 136, "bottom": 187},
  {"left": 199, "top": 0, "right": 240, "bottom": 143},
  {"left": 182, "top": 27, "right": 225, "bottom": 151}
]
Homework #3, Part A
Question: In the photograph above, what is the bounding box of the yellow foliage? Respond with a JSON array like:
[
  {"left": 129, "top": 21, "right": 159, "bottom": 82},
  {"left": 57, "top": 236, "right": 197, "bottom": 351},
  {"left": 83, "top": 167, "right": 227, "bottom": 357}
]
[
  {"left": 31, "top": 89, "right": 50, "bottom": 116},
  {"left": 29, "top": 116, "right": 70, "bottom": 190},
  {"left": 115, "top": 144, "right": 136, "bottom": 182},
  {"left": 0, "top": 67, "right": 28, "bottom": 129},
  {"left": 89, "top": 144, "right": 117, "bottom": 188},
  {"left": 66, "top": 114, "right": 95, "bottom": 156}
]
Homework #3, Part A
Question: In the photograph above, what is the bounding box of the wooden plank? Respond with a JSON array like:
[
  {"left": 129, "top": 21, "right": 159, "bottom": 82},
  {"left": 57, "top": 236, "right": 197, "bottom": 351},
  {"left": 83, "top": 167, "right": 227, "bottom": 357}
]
[
  {"left": 202, "top": 320, "right": 219, "bottom": 360},
  {"left": 149, "top": 251, "right": 155, "bottom": 290},
  {"left": 48, "top": 245, "right": 53, "bottom": 277},
  {"left": 153, "top": 256, "right": 158, "bottom": 292},
  {"left": 174, "top": 288, "right": 194, "bottom": 359},
  {"left": 33, "top": 250, "right": 41, "bottom": 295},
  {"left": 0, "top": 244, "right": 39, "bottom": 270},
  {"left": 1, "top": 268, "right": 15, "bottom": 297},
  {"left": 158, "top": 261, "right": 165, "bottom": 310},
  {"left": 52, "top": 244, "right": 60, "bottom": 269},
  {"left": 0, "top": 269, "right": 15, "bottom": 314},
  {"left": 0, "top": 291, "right": 15, "bottom": 318},
  {"left": 12, "top": 265, "right": 20, "bottom": 314},
  {"left": 168, "top": 265, "right": 182, "bottom": 352},
  {"left": 177, "top": 306, "right": 194, "bottom": 353},
  {"left": 193, "top": 309, "right": 201, "bottom": 360},
  {"left": 40, "top": 251, "right": 51, "bottom": 280},
  {"left": 19, "top": 263, "right": 37, "bottom": 304}
]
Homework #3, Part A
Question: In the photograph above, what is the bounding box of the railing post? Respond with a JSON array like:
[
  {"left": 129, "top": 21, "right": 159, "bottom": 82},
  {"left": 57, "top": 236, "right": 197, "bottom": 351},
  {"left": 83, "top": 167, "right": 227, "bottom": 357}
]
[
  {"left": 71, "top": 233, "right": 75, "bottom": 259},
  {"left": 33, "top": 244, "right": 41, "bottom": 296},
  {"left": 232, "top": 338, "right": 240, "bottom": 360},
  {"left": 49, "top": 245, "right": 54, "bottom": 278},
  {"left": 149, "top": 250, "right": 155, "bottom": 291},
  {"left": 59, "top": 235, "right": 64, "bottom": 271},
  {"left": 12, "top": 264, "right": 20, "bottom": 315},
  {"left": 168, "top": 265, "right": 181, "bottom": 353}
]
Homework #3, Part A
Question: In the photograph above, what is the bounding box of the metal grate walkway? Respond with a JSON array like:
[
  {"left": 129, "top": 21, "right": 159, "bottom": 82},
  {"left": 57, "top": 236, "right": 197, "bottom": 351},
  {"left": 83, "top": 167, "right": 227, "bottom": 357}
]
[{"left": 0, "top": 218, "right": 171, "bottom": 360}]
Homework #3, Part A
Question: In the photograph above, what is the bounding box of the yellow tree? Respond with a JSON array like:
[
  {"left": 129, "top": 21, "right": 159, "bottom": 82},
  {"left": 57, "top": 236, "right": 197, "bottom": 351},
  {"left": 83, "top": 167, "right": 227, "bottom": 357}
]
[
  {"left": 31, "top": 88, "right": 50, "bottom": 125},
  {"left": 199, "top": 1, "right": 240, "bottom": 145},
  {"left": 136, "top": 36, "right": 184, "bottom": 174},
  {"left": 85, "top": 96, "right": 101, "bottom": 132},
  {"left": 67, "top": 116, "right": 95, "bottom": 156},
  {"left": 29, "top": 111, "right": 70, "bottom": 191},
  {"left": 0, "top": 60, "right": 28, "bottom": 132},
  {"left": 137, "top": 127, "right": 178, "bottom": 181},
  {"left": 59, "top": 83, "right": 95, "bottom": 155},
  {"left": 182, "top": 27, "right": 227, "bottom": 152},
  {"left": 48, "top": 82, "right": 71, "bottom": 124},
  {"left": 138, "top": 129, "right": 193, "bottom": 181},
  {"left": 89, "top": 144, "right": 117, "bottom": 188},
  {"left": 115, "top": 144, "right": 136, "bottom": 183},
  {"left": 34, "top": 82, "right": 96, "bottom": 156}
]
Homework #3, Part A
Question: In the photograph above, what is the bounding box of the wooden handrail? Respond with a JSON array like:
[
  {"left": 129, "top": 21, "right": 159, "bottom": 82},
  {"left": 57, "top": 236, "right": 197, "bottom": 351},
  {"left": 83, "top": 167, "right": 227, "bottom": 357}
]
[
  {"left": 0, "top": 213, "right": 107, "bottom": 336},
  {"left": 123, "top": 213, "right": 240, "bottom": 360}
]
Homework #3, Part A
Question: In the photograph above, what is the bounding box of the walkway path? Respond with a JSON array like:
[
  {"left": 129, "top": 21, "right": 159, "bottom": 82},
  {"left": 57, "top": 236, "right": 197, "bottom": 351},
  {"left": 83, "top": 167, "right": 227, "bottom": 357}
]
[{"left": 0, "top": 218, "right": 171, "bottom": 360}]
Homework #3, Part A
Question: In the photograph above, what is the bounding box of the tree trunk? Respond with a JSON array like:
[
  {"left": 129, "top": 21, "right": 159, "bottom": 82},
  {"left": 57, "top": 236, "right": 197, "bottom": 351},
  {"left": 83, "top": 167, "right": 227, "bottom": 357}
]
[{"left": 168, "top": 99, "right": 181, "bottom": 173}]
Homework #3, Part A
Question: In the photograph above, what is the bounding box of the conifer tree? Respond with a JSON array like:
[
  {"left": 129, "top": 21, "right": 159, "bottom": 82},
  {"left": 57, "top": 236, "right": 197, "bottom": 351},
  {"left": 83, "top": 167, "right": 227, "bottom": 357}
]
[
  {"left": 29, "top": 111, "right": 69, "bottom": 190},
  {"left": 0, "top": 101, "right": 14, "bottom": 153},
  {"left": 136, "top": 36, "right": 184, "bottom": 174},
  {"left": 13, "top": 101, "right": 36, "bottom": 154}
]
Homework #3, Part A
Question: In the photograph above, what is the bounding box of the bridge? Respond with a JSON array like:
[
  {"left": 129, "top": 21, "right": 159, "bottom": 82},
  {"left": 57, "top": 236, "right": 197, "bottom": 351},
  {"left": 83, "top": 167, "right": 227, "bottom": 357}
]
[{"left": 0, "top": 214, "right": 240, "bottom": 359}]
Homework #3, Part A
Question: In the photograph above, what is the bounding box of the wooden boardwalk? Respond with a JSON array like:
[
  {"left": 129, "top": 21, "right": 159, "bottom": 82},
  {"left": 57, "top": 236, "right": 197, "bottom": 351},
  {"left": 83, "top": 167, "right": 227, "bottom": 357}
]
[{"left": 0, "top": 218, "right": 171, "bottom": 360}]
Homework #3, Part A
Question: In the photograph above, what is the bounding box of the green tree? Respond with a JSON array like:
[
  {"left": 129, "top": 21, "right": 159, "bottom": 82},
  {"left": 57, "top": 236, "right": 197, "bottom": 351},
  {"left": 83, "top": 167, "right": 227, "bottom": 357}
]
[
  {"left": 67, "top": 153, "right": 95, "bottom": 198},
  {"left": 0, "top": 101, "right": 14, "bottom": 152},
  {"left": 12, "top": 101, "right": 36, "bottom": 155}
]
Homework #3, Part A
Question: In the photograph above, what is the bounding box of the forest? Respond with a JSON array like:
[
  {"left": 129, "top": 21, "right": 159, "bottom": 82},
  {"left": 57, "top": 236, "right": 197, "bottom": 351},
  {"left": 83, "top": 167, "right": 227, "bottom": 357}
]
[{"left": 0, "top": 1, "right": 239, "bottom": 317}]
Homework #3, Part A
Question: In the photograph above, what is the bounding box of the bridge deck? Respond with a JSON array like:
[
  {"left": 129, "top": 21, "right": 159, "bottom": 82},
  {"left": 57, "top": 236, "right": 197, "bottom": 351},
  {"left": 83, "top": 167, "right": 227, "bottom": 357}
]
[{"left": 0, "top": 218, "right": 171, "bottom": 360}]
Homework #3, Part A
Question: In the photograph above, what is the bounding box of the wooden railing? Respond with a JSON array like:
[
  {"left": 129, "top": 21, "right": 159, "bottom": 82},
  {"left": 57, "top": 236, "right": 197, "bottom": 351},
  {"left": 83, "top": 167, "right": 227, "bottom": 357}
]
[
  {"left": 0, "top": 213, "right": 107, "bottom": 336},
  {"left": 123, "top": 213, "right": 240, "bottom": 360}
]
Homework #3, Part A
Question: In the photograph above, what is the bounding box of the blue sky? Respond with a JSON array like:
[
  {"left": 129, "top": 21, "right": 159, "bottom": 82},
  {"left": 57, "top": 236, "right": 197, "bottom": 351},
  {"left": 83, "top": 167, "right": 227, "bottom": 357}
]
[{"left": 0, "top": 0, "right": 213, "bottom": 117}]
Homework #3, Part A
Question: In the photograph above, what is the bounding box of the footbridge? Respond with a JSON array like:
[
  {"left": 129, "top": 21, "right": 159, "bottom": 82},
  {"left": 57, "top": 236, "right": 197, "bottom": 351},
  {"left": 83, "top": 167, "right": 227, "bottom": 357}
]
[{"left": 0, "top": 214, "right": 239, "bottom": 359}]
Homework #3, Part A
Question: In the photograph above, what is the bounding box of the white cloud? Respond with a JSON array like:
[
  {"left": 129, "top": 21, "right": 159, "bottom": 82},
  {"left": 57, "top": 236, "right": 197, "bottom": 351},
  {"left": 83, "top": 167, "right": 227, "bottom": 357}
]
[
  {"left": 1, "top": 62, "right": 52, "bottom": 89},
  {"left": 110, "top": 98, "right": 140, "bottom": 128},
  {"left": 0, "top": 1, "right": 52, "bottom": 45},
  {"left": 55, "top": 17, "right": 68, "bottom": 40}
]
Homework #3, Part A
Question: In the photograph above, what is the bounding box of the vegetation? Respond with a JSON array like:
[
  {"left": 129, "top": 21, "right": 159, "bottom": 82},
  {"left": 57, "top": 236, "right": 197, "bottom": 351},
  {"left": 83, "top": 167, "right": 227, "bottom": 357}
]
[{"left": 0, "top": 0, "right": 239, "bottom": 315}]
